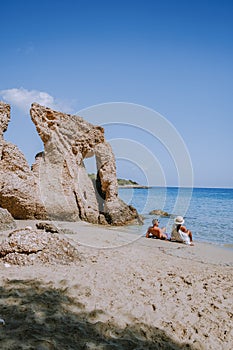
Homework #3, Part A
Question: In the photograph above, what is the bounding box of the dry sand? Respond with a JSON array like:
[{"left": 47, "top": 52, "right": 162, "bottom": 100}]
[{"left": 0, "top": 220, "right": 232, "bottom": 350}]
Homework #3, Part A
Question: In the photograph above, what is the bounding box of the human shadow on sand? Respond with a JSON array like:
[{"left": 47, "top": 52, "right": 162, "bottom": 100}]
[{"left": 0, "top": 279, "right": 197, "bottom": 350}]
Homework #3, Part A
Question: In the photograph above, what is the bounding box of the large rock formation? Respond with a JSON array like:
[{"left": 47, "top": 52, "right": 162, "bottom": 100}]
[
  {"left": 0, "top": 101, "right": 140, "bottom": 225},
  {"left": 0, "top": 102, "right": 48, "bottom": 219},
  {"left": 0, "top": 208, "right": 16, "bottom": 231}
]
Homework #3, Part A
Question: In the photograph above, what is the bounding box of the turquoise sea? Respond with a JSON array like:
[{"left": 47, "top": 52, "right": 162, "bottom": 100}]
[{"left": 118, "top": 187, "right": 233, "bottom": 248}]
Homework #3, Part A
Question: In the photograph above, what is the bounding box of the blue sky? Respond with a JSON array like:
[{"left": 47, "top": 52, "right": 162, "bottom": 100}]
[{"left": 0, "top": 0, "right": 232, "bottom": 188}]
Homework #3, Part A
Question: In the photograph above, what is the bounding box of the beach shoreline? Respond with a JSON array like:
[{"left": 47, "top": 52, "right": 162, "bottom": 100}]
[
  {"left": 1, "top": 219, "right": 232, "bottom": 262},
  {"left": 0, "top": 220, "right": 232, "bottom": 349}
]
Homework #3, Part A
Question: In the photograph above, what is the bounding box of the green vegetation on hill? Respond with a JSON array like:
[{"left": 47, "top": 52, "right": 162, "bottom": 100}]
[
  {"left": 88, "top": 173, "right": 96, "bottom": 181},
  {"left": 117, "top": 178, "right": 139, "bottom": 186},
  {"left": 88, "top": 174, "right": 139, "bottom": 186}
]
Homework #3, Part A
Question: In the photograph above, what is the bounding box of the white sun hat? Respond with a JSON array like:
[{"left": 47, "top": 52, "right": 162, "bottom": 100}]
[{"left": 174, "top": 216, "right": 185, "bottom": 225}]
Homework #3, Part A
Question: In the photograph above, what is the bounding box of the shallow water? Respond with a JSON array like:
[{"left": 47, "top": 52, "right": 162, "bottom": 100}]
[{"left": 119, "top": 187, "right": 233, "bottom": 247}]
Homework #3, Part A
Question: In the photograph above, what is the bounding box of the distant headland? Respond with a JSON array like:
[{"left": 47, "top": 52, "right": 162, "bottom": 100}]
[
  {"left": 117, "top": 178, "right": 150, "bottom": 189},
  {"left": 89, "top": 174, "right": 149, "bottom": 189}
]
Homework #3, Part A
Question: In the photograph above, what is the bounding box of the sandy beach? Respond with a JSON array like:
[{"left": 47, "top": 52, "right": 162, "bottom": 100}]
[{"left": 0, "top": 220, "right": 232, "bottom": 350}]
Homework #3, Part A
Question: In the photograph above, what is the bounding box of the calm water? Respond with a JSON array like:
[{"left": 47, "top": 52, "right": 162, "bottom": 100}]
[{"left": 118, "top": 187, "right": 233, "bottom": 247}]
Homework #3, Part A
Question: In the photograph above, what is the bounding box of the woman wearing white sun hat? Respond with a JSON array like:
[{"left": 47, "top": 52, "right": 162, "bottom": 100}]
[{"left": 171, "top": 216, "right": 194, "bottom": 245}]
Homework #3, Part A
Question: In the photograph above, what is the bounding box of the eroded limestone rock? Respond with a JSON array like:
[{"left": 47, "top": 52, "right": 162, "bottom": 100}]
[
  {"left": 0, "top": 102, "right": 48, "bottom": 219},
  {"left": 36, "top": 222, "right": 59, "bottom": 233},
  {"left": 30, "top": 103, "right": 140, "bottom": 225},
  {"left": 0, "top": 228, "right": 82, "bottom": 265},
  {"left": 0, "top": 102, "right": 10, "bottom": 139},
  {"left": 0, "top": 101, "right": 140, "bottom": 225},
  {"left": 30, "top": 103, "right": 103, "bottom": 223},
  {"left": 149, "top": 209, "right": 170, "bottom": 217},
  {"left": 0, "top": 208, "right": 16, "bottom": 231}
]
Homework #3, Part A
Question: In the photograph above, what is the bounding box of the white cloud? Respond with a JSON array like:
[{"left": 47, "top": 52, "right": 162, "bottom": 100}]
[{"left": 0, "top": 87, "right": 74, "bottom": 114}]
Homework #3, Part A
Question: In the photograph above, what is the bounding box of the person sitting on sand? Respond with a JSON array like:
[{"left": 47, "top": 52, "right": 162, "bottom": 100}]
[
  {"left": 146, "top": 219, "right": 169, "bottom": 240},
  {"left": 171, "top": 216, "right": 194, "bottom": 245}
]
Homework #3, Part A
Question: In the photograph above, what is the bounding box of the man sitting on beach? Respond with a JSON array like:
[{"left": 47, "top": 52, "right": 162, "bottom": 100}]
[{"left": 146, "top": 219, "right": 169, "bottom": 240}]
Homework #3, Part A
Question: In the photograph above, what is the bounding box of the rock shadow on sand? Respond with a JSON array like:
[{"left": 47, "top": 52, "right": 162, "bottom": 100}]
[{"left": 0, "top": 279, "right": 199, "bottom": 350}]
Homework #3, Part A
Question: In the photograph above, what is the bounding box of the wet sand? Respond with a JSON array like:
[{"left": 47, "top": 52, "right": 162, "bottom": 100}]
[{"left": 0, "top": 220, "right": 232, "bottom": 349}]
